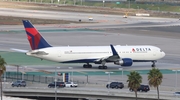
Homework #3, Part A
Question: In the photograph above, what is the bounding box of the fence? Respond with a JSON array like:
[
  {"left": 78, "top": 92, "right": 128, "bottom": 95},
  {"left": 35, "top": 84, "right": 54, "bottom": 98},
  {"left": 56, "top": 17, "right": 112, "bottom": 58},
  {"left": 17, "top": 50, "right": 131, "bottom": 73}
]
[
  {"left": 2, "top": 72, "right": 56, "bottom": 84},
  {"left": 1, "top": 72, "right": 87, "bottom": 84}
]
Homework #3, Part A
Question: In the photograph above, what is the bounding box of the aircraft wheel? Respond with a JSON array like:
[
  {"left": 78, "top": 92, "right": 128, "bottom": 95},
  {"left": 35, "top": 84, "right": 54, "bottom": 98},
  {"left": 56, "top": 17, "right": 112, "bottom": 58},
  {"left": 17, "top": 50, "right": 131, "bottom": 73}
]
[
  {"left": 83, "top": 64, "right": 87, "bottom": 68},
  {"left": 89, "top": 65, "right": 92, "bottom": 68},
  {"left": 98, "top": 66, "right": 102, "bottom": 69},
  {"left": 103, "top": 66, "right": 107, "bottom": 69},
  {"left": 151, "top": 61, "right": 156, "bottom": 67},
  {"left": 151, "top": 64, "right": 155, "bottom": 67},
  {"left": 83, "top": 65, "right": 85, "bottom": 68}
]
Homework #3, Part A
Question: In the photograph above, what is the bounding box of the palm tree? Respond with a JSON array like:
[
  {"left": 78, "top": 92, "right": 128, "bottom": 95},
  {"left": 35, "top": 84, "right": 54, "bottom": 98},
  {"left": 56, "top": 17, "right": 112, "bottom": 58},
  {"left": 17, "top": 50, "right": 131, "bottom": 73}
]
[
  {"left": 148, "top": 68, "right": 163, "bottom": 100},
  {"left": 0, "top": 55, "right": 7, "bottom": 100},
  {"left": 127, "top": 71, "right": 142, "bottom": 100}
]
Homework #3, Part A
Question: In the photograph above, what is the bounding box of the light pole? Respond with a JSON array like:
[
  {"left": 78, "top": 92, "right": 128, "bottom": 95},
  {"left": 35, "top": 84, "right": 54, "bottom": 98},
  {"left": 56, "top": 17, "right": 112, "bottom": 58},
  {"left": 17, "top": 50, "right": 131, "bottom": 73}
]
[
  {"left": 119, "top": 68, "right": 123, "bottom": 82},
  {"left": 172, "top": 70, "right": 180, "bottom": 90},
  {"left": 69, "top": 67, "right": 73, "bottom": 82},
  {"left": 137, "top": 6, "right": 139, "bottom": 13},
  {"left": 15, "top": 65, "right": 20, "bottom": 81},
  {"left": 22, "top": 66, "right": 27, "bottom": 80},
  {"left": 0, "top": 68, "right": 2, "bottom": 100},
  {"left": 103, "top": 0, "right": 105, "bottom": 7},
  {"left": 158, "top": 7, "right": 160, "bottom": 12},
  {"left": 105, "top": 72, "right": 113, "bottom": 94},
  {"left": 3, "top": 70, "right": 6, "bottom": 82},
  {"left": 128, "top": 0, "right": 131, "bottom": 9},
  {"left": 73, "top": 0, "right": 76, "bottom": 5},
  {"left": 55, "top": 67, "right": 60, "bottom": 100},
  {"left": 85, "top": 75, "right": 88, "bottom": 83}
]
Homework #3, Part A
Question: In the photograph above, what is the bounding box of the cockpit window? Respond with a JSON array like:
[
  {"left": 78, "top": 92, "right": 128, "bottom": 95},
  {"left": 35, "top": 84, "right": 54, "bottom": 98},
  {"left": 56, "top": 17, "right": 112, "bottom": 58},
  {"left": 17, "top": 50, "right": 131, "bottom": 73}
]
[{"left": 160, "top": 50, "right": 163, "bottom": 52}]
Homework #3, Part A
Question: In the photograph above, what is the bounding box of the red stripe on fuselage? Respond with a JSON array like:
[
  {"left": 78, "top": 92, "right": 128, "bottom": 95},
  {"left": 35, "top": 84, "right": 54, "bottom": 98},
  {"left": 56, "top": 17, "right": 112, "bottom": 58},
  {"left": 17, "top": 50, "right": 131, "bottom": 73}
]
[{"left": 25, "top": 28, "right": 41, "bottom": 50}]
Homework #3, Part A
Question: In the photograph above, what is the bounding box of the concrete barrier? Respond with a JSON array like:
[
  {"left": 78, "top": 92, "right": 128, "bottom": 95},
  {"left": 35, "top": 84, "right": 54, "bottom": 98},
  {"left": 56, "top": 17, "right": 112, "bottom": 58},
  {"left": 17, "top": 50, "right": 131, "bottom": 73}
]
[{"left": 136, "top": 13, "right": 150, "bottom": 17}]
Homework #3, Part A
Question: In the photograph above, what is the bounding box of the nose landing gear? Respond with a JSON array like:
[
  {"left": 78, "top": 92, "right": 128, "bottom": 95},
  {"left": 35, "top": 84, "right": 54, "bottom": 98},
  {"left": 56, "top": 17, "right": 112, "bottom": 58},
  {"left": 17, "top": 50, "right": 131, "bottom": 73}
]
[
  {"left": 151, "top": 61, "right": 156, "bottom": 67},
  {"left": 98, "top": 66, "right": 107, "bottom": 69}
]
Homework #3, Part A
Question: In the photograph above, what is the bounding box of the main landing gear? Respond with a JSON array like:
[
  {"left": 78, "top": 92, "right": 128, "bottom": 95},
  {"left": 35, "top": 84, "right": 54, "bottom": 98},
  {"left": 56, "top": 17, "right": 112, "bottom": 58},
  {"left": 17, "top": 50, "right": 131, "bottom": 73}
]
[
  {"left": 83, "top": 63, "right": 92, "bottom": 68},
  {"left": 98, "top": 62, "right": 107, "bottom": 69},
  {"left": 98, "top": 66, "right": 107, "bottom": 69},
  {"left": 151, "top": 61, "right": 156, "bottom": 67},
  {"left": 82, "top": 63, "right": 108, "bottom": 69}
]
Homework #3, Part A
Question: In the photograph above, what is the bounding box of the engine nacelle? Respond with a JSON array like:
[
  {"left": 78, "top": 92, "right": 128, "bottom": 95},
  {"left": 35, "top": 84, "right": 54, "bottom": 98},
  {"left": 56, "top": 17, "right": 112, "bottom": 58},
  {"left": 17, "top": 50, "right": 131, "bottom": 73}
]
[{"left": 114, "top": 58, "right": 133, "bottom": 66}]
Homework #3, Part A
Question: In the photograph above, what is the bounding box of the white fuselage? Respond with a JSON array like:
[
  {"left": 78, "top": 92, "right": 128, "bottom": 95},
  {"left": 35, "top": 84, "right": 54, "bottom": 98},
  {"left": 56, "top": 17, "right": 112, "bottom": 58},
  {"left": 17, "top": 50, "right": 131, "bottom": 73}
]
[{"left": 26, "top": 45, "right": 165, "bottom": 64}]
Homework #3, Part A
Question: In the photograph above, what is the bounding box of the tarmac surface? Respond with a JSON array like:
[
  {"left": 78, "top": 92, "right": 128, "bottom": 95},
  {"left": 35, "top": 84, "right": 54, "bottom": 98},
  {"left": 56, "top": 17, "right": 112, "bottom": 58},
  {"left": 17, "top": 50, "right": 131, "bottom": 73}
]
[{"left": 1, "top": 7, "right": 180, "bottom": 99}]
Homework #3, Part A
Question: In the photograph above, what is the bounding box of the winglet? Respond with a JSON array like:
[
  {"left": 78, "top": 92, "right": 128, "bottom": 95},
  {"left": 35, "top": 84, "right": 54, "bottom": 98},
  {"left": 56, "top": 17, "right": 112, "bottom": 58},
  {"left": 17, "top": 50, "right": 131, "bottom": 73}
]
[{"left": 110, "top": 44, "right": 118, "bottom": 56}]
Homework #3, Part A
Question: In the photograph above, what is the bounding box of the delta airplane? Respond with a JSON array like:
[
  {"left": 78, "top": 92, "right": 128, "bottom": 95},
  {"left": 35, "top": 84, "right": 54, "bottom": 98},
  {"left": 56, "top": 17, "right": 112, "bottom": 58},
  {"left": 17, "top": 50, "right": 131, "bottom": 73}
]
[{"left": 12, "top": 20, "right": 165, "bottom": 69}]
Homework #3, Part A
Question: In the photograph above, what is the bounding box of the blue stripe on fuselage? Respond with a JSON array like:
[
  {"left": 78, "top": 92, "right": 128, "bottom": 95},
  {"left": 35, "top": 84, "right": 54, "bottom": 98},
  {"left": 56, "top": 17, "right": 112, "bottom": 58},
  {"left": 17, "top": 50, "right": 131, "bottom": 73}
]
[
  {"left": 133, "top": 60, "right": 156, "bottom": 62},
  {"left": 60, "top": 59, "right": 156, "bottom": 63},
  {"left": 61, "top": 59, "right": 97, "bottom": 63}
]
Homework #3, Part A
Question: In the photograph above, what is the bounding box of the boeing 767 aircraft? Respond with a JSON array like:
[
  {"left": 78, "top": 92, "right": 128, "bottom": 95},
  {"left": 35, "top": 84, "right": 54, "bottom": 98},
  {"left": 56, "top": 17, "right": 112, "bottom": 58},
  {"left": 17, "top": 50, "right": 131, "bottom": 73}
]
[{"left": 12, "top": 20, "right": 165, "bottom": 69}]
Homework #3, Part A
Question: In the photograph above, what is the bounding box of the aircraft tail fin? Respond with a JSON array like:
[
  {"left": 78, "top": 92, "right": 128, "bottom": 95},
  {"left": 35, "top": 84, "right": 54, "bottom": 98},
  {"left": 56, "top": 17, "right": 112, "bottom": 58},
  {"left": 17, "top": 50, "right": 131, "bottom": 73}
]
[{"left": 22, "top": 20, "right": 52, "bottom": 50}]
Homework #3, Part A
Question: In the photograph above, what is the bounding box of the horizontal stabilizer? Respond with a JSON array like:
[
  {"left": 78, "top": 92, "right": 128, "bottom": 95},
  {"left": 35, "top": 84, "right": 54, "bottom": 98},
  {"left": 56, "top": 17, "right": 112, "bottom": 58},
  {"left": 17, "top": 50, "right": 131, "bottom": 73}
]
[
  {"left": 11, "top": 48, "right": 28, "bottom": 53},
  {"left": 27, "top": 51, "right": 49, "bottom": 56}
]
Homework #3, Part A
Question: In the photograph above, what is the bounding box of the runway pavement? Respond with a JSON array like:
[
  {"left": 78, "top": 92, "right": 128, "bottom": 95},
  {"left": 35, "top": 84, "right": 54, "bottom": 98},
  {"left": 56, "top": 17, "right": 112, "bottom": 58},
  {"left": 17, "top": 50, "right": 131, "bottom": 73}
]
[{"left": 0, "top": 8, "right": 178, "bottom": 24}]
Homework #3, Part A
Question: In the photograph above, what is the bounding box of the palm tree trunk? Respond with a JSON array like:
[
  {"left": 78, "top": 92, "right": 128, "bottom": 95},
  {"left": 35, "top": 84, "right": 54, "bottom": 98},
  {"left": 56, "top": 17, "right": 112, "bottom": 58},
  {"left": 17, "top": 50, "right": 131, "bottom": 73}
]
[
  {"left": 135, "top": 90, "right": 137, "bottom": 100},
  {"left": 0, "top": 77, "right": 2, "bottom": 100},
  {"left": 157, "top": 86, "right": 159, "bottom": 100}
]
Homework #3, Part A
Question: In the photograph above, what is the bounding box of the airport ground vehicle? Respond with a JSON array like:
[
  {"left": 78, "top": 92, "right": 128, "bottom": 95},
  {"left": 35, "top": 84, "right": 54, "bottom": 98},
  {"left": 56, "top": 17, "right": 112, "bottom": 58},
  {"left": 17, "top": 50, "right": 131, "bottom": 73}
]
[
  {"left": 88, "top": 17, "right": 93, "bottom": 21},
  {"left": 11, "top": 80, "right": 26, "bottom": 87},
  {"left": 48, "top": 82, "right": 65, "bottom": 88},
  {"left": 106, "top": 82, "right": 124, "bottom": 89},
  {"left": 123, "top": 12, "right": 128, "bottom": 18},
  {"left": 129, "top": 85, "right": 150, "bottom": 92},
  {"left": 123, "top": 15, "right": 127, "bottom": 18},
  {"left": 173, "top": 92, "right": 180, "bottom": 96},
  {"left": 65, "top": 82, "right": 78, "bottom": 87}
]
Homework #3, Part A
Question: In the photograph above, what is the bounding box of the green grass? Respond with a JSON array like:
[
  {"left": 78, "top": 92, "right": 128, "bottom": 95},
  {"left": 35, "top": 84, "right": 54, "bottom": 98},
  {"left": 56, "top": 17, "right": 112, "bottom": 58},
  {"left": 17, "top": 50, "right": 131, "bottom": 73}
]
[
  {"left": 11, "top": 0, "right": 180, "bottom": 12},
  {"left": 0, "top": 51, "right": 57, "bottom": 65}
]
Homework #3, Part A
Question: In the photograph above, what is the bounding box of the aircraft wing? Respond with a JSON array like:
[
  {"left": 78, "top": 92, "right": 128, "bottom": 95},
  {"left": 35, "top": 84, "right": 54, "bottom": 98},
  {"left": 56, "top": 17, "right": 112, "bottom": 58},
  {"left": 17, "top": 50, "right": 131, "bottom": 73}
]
[
  {"left": 95, "top": 44, "right": 120, "bottom": 63},
  {"left": 11, "top": 48, "right": 28, "bottom": 53}
]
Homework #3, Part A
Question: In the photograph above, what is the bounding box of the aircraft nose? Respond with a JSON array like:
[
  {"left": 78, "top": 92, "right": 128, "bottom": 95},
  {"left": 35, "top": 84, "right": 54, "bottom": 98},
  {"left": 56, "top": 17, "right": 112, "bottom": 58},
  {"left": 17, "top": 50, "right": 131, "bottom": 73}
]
[{"left": 161, "top": 52, "right": 165, "bottom": 57}]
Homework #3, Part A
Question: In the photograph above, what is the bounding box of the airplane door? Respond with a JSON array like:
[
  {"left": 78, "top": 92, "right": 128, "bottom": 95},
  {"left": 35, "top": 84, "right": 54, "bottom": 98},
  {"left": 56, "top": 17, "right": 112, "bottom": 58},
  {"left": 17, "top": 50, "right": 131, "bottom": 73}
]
[
  {"left": 153, "top": 53, "right": 156, "bottom": 56},
  {"left": 153, "top": 50, "right": 157, "bottom": 57},
  {"left": 58, "top": 50, "right": 62, "bottom": 57}
]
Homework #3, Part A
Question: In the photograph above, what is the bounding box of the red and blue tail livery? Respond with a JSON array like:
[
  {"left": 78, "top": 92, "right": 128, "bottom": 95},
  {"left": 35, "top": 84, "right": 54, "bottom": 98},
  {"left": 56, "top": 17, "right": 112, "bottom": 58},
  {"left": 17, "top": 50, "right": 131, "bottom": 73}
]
[{"left": 22, "top": 20, "right": 51, "bottom": 50}]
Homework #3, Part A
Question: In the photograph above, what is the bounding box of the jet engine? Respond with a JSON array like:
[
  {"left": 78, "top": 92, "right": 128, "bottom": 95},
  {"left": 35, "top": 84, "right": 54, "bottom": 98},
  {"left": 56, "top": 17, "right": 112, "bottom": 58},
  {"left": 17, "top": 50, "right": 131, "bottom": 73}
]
[{"left": 114, "top": 58, "right": 133, "bottom": 66}]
